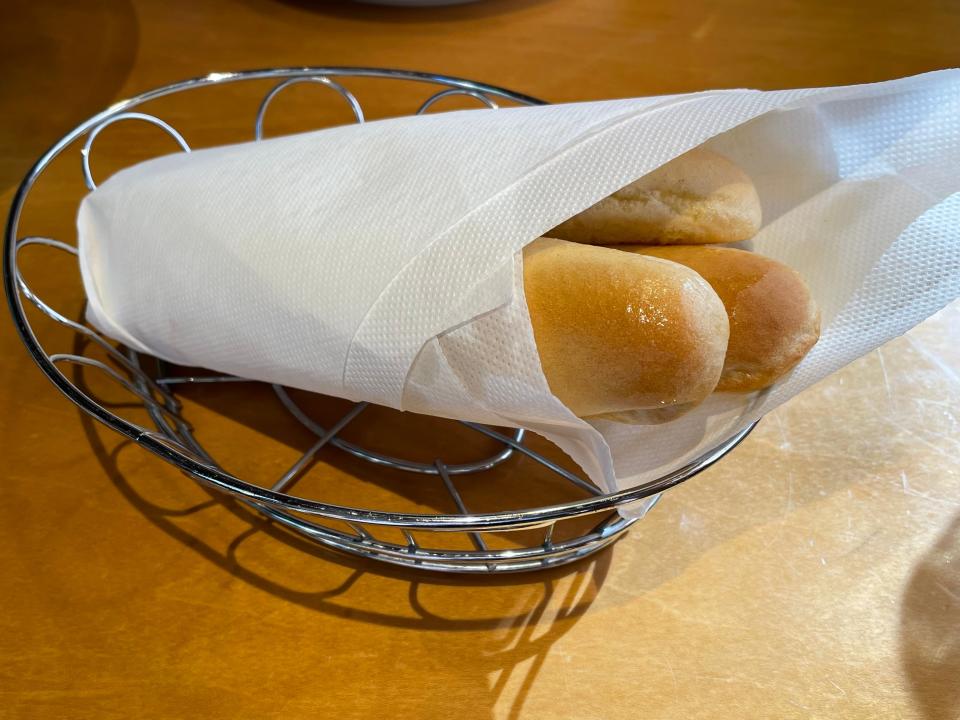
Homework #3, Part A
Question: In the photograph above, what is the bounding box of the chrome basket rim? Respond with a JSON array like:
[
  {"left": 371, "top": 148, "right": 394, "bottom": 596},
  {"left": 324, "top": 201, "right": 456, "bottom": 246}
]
[{"left": 3, "top": 67, "right": 757, "bottom": 572}]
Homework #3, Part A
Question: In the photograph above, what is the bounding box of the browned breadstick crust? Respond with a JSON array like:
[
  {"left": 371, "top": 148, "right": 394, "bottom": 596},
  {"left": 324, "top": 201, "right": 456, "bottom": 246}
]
[
  {"left": 548, "top": 147, "right": 762, "bottom": 246},
  {"left": 522, "top": 238, "right": 730, "bottom": 417},
  {"left": 623, "top": 246, "right": 820, "bottom": 392}
]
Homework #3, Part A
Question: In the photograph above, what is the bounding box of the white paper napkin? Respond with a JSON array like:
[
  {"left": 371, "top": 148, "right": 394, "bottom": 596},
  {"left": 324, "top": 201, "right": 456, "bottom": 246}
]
[{"left": 78, "top": 71, "right": 960, "bottom": 508}]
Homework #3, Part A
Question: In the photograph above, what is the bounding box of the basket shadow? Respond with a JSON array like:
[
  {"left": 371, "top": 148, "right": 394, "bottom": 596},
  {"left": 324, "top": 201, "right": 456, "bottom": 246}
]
[
  {"left": 64, "top": 314, "right": 614, "bottom": 548},
  {"left": 898, "top": 511, "right": 960, "bottom": 719},
  {"left": 153, "top": 363, "right": 611, "bottom": 549},
  {"left": 77, "top": 404, "right": 612, "bottom": 718},
  {"left": 67, "top": 344, "right": 609, "bottom": 596},
  {"left": 67, "top": 326, "right": 620, "bottom": 714}
]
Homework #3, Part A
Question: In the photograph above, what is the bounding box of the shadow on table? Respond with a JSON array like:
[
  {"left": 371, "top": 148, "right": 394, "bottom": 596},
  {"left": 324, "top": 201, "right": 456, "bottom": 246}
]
[
  {"left": 71, "top": 351, "right": 612, "bottom": 717},
  {"left": 899, "top": 511, "right": 960, "bottom": 720}
]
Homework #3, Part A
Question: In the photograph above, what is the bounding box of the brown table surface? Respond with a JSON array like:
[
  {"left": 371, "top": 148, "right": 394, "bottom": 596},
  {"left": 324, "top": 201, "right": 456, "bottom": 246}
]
[{"left": 2, "top": 1, "right": 959, "bottom": 718}]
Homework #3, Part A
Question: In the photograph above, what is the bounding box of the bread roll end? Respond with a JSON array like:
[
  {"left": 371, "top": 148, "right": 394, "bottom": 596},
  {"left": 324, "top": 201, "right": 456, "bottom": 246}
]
[
  {"left": 627, "top": 246, "right": 820, "bottom": 393},
  {"left": 523, "top": 238, "right": 729, "bottom": 417}
]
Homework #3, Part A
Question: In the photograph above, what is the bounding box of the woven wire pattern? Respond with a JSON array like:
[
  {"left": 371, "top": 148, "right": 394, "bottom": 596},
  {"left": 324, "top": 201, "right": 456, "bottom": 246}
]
[{"left": 4, "top": 68, "right": 757, "bottom": 573}]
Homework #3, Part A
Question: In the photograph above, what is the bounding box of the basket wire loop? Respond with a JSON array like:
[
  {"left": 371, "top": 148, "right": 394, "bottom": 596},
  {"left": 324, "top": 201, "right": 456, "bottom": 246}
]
[
  {"left": 49, "top": 353, "right": 188, "bottom": 426},
  {"left": 16, "top": 238, "right": 182, "bottom": 411},
  {"left": 254, "top": 76, "right": 365, "bottom": 141},
  {"left": 81, "top": 112, "right": 191, "bottom": 191},
  {"left": 417, "top": 88, "right": 499, "bottom": 114},
  {"left": 5, "top": 68, "right": 758, "bottom": 573}
]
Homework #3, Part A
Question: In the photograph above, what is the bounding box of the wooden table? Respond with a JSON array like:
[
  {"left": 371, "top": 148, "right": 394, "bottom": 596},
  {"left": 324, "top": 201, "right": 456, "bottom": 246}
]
[{"left": 2, "top": 1, "right": 959, "bottom": 717}]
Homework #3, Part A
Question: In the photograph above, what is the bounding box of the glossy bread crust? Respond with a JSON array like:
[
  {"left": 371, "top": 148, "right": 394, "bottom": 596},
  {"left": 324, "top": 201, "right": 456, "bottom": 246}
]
[
  {"left": 523, "top": 238, "right": 730, "bottom": 417},
  {"left": 626, "top": 245, "right": 821, "bottom": 392}
]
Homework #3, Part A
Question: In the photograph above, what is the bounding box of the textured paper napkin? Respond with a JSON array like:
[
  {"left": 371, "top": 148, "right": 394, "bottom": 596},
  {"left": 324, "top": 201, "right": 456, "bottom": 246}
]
[{"left": 78, "top": 71, "right": 960, "bottom": 505}]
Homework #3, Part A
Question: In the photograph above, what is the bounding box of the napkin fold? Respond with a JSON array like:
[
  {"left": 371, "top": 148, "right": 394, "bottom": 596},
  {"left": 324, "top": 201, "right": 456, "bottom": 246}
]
[{"left": 79, "top": 70, "right": 960, "bottom": 504}]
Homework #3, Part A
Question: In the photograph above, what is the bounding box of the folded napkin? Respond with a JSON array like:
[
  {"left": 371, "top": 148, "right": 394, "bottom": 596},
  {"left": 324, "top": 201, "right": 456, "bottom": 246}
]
[{"left": 79, "top": 70, "right": 960, "bottom": 506}]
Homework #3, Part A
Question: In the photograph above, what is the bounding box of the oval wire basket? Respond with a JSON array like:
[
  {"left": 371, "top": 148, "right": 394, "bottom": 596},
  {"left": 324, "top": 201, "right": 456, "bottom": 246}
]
[{"left": 4, "top": 67, "right": 757, "bottom": 573}]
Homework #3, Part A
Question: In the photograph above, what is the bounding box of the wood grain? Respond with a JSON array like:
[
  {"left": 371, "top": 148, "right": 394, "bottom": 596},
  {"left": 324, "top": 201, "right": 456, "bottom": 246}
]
[{"left": 2, "top": 1, "right": 959, "bottom": 717}]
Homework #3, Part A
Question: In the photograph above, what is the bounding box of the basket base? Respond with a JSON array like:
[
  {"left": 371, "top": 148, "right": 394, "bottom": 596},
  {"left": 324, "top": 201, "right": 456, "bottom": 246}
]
[{"left": 245, "top": 497, "right": 639, "bottom": 574}]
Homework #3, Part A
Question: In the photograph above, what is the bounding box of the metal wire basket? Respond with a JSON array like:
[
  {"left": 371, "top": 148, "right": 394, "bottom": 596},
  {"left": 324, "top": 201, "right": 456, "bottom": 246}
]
[{"left": 4, "top": 67, "right": 757, "bottom": 573}]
